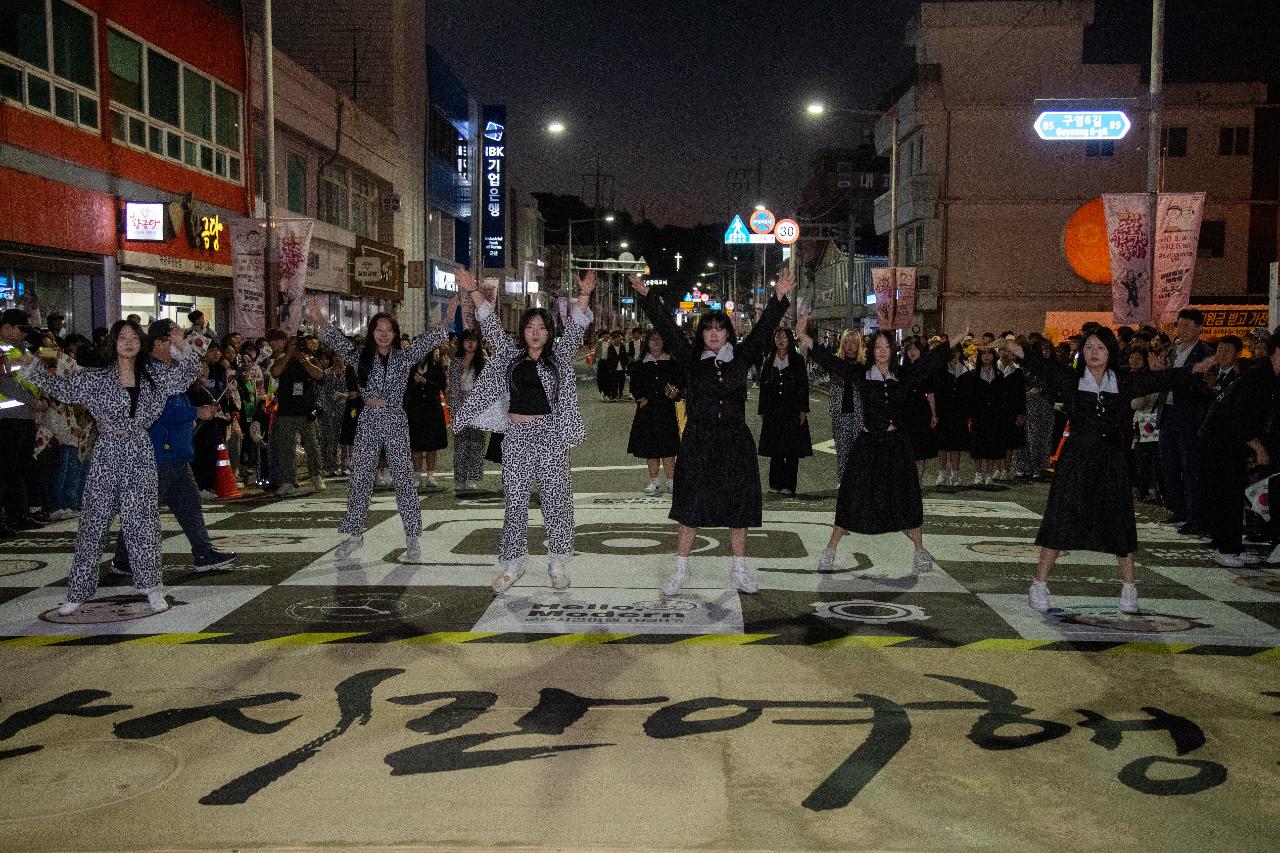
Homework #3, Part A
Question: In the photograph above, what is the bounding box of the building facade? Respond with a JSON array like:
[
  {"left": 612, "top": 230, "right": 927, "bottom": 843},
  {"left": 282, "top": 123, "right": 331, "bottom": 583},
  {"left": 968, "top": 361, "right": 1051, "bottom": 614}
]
[{"left": 874, "top": 0, "right": 1270, "bottom": 333}]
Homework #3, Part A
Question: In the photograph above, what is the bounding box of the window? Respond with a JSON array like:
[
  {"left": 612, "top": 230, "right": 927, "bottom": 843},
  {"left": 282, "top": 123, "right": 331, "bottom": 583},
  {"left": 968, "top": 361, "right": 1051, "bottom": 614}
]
[
  {"left": 1162, "top": 127, "right": 1187, "bottom": 157},
  {"left": 351, "top": 172, "right": 373, "bottom": 238},
  {"left": 1219, "top": 127, "right": 1250, "bottom": 156},
  {"left": 318, "top": 163, "right": 380, "bottom": 236},
  {"left": 1198, "top": 220, "right": 1226, "bottom": 258},
  {"left": 860, "top": 172, "right": 875, "bottom": 189},
  {"left": 1085, "top": 141, "right": 1115, "bottom": 157},
  {"left": 286, "top": 152, "right": 307, "bottom": 213},
  {"left": 106, "top": 27, "right": 243, "bottom": 183},
  {"left": 1, "top": 1, "right": 99, "bottom": 132},
  {"left": 914, "top": 134, "right": 924, "bottom": 173},
  {"left": 837, "top": 161, "right": 852, "bottom": 173},
  {"left": 913, "top": 223, "right": 925, "bottom": 264}
]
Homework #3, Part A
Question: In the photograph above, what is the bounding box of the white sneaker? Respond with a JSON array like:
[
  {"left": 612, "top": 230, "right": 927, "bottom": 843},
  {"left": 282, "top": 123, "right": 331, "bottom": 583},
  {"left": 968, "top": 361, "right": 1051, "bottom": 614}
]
[
  {"left": 643, "top": 479, "right": 661, "bottom": 497},
  {"left": 935, "top": 471, "right": 947, "bottom": 487},
  {"left": 664, "top": 479, "right": 674, "bottom": 496},
  {"left": 974, "top": 473, "right": 984, "bottom": 486},
  {"left": 200, "top": 489, "right": 219, "bottom": 501},
  {"left": 49, "top": 509, "right": 77, "bottom": 521},
  {"left": 276, "top": 483, "right": 298, "bottom": 497},
  {"left": 662, "top": 558, "right": 690, "bottom": 596},
  {"left": 1213, "top": 550, "right": 1249, "bottom": 568},
  {"left": 402, "top": 536, "right": 425, "bottom": 564},
  {"left": 1028, "top": 580, "right": 1050, "bottom": 612},
  {"left": 983, "top": 473, "right": 995, "bottom": 486},
  {"left": 492, "top": 559, "right": 526, "bottom": 594},
  {"left": 1119, "top": 583, "right": 1139, "bottom": 614},
  {"left": 311, "top": 478, "right": 327, "bottom": 492},
  {"left": 57, "top": 601, "right": 81, "bottom": 616},
  {"left": 816, "top": 547, "right": 836, "bottom": 573},
  {"left": 146, "top": 590, "right": 169, "bottom": 613},
  {"left": 335, "top": 534, "right": 364, "bottom": 561},
  {"left": 1235, "top": 551, "right": 1263, "bottom": 565},
  {"left": 731, "top": 562, "right": 760, "bottom": 594},
  {"left": 549, "top": 557, "right": 571, "bottom": 591},
  {"left": 912, "top": 549, "right": 934, "bottom": 573}
]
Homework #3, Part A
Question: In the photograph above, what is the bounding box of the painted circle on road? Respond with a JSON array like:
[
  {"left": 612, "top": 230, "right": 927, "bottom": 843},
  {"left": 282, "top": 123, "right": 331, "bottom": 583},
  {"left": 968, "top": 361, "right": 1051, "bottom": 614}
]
[
  {"left": 0, "top": 740, "right": 180, "bottom": 821},
  {"left": 1056, "top": 609, "right": 1211, "bottom": 633},
  {"left": 39, "top": 594, "right": 179, "bottom": 625},
  {"left": 285, "top": 593, "right": 442, "bottom": 624},
  {"left": 968, "top": 542, "right": 1042, "bottom": 558},
  {"left": 0, "top": 558, "right": 46, "bottom": 578},
  {"left": 601, "top": 537, "right": 665, "bottom": 549},
  {"left": 214, "top": 534, "right": 310, "bottom": 548},
  {"left": 812, "top": 600, "right": 929, "bottom": 624}
]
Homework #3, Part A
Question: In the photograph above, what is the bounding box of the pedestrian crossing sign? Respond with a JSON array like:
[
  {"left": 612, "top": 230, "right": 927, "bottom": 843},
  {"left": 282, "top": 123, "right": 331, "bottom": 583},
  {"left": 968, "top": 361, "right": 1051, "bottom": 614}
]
[{"left": 724, "top": 215, "right": 750, "bottom": 244}]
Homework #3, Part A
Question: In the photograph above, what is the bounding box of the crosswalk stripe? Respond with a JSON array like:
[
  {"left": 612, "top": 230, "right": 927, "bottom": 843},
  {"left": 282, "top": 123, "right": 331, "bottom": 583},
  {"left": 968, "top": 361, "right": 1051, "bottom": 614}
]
[
  {"left": 676, "top": 633, "right": 775, "bottom": 646},
  {"left": 536, "top": 633, "right": 634, "bottom": 645},
  {"left": 0, "top": 635, "right": 86, "bottom": 647},
  {"left": 1107, "top": 642, "right": 1198, "bottom": 655},
  {"left": 254, "top": 632, "right": 366, "bottom": 646},
  {"left": 957, "top": 639, "right": 1056, "bottom": 652},
  {"left": 399, "top": 631, "right": 501, "bottom": 644},
  {"left": 119, "top": 633, "right": 232, "bottom": 645},
  {"left": 814, "top": 635, "right": 914, "bottom": 649}
]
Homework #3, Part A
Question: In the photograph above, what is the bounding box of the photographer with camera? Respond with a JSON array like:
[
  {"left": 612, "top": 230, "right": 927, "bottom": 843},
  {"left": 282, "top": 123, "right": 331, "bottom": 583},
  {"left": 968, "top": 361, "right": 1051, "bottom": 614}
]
[{"left": 268, "top": 328, "right": 324, "bottom": 496}]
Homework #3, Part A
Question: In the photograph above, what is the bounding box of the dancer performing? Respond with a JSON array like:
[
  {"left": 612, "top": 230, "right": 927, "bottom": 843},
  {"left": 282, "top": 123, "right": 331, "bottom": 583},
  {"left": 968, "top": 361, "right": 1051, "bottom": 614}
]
[
  {"left": 630, "top": 269, "right": 796, "bottom": 596},
  {"left": 798, "top": 317, "right": 954, "bottom": 575},
  {"left": 627, "top": 328, "right": 685, "bottom": 496},
  {"left": 454, "top": 269, "right": 596, "bottom": 594},
  {"left": 305, "top": 296, "right": 457, "bottom": 564},
  {"left": 447, "top": 328, "right": 489, "bottom": 493},
  {"left": 6, "top": 320, "right": 199, "bottom": 614}
]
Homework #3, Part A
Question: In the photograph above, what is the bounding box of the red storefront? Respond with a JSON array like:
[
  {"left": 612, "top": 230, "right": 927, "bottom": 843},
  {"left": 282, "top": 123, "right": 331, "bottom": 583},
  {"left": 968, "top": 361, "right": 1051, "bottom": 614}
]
[{"left": 0, "top": 0, "right": 251, "bottom": 335}]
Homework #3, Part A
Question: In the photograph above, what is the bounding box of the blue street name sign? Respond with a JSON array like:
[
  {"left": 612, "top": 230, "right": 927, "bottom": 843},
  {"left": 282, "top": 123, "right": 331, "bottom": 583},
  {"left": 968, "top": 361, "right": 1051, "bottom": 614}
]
[{"left": 1034, "top": 110, "right": 1131, "bottom": 141}]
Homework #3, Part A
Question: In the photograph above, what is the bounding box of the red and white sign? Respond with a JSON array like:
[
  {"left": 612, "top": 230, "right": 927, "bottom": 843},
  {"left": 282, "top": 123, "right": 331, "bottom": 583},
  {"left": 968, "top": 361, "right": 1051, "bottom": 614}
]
[
  {"left": 125, "top": 202, "right": 165, "bottom": 242},
  {"left": 750, "top": 209, "right": 776, "bottom": 234},
  {"left": 1153, "top": 192, "right": 1205, "bottom": 325},
  {"left": 774, "top": 218, "right": 800, "bottom": 245}
]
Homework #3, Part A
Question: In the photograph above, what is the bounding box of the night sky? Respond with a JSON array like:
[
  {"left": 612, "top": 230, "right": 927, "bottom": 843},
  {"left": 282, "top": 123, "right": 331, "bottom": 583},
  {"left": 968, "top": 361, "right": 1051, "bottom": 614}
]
[{"left": 429, "top": 0, "right": 1277, "bottom": 229}]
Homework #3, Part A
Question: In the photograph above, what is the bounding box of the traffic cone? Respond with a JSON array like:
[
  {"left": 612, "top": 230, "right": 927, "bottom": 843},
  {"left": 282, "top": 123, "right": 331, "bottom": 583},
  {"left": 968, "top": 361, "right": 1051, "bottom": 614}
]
[{"left": 213, "top": 443, "right": 242, "bottom": 500}]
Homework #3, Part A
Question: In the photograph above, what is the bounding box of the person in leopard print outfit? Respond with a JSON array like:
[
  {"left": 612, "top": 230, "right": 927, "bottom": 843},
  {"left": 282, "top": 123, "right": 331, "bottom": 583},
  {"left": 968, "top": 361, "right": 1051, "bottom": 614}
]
[
  {"left": 454, "top": 268, "right": 595, "bottom": 594},
  {"left": 10, "top": 320, "right": 200, "bottom": 615}
]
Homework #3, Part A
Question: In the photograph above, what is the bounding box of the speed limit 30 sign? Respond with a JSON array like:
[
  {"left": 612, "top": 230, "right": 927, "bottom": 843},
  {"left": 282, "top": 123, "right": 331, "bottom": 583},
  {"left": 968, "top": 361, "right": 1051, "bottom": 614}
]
[{"left": 774, "top": 218, "right": 800, "bottom": 245}]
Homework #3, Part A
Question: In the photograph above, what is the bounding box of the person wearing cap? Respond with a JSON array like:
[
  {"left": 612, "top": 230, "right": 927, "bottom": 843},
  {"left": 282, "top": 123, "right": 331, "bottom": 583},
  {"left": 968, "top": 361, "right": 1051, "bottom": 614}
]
[
  {"left": 107, "top": 319, "right": 236, "bottom": 578},
  {"left": 0, "top": 308, "right": 44, "bottom": 537}
]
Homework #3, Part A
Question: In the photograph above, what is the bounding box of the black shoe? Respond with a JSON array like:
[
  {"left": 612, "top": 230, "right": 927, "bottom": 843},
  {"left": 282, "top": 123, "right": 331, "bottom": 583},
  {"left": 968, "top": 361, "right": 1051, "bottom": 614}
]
[
  {"left": 194, "top": 549, "right": 236, "bottom": 572},
  {"left": 108, "top": 560, "right": 132, "bottom": 576},
  {"left": 1177, "top": 521, "right": 1207, "bottom": 536}
]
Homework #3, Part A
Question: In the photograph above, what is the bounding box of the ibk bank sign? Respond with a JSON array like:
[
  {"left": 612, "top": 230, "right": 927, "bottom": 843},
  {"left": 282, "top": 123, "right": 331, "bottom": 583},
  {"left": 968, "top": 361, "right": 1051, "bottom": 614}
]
[{"left": 481, "top": 105, "right": 506, "bottom": 268}]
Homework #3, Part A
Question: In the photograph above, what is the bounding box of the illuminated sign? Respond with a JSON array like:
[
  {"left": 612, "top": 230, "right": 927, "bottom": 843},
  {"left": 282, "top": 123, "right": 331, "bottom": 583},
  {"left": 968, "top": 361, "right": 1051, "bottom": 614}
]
[
  {"left": 199, "top": 214, "right": 224, "bottom": 251},
  {"left": 431, "top": 261, "right": 457, "bottom": 294},
  {"left": 481, "top": 106, "right": 507, "bottom": 268},
  {"left": 125, "top": 202, "right": 165, "bottom": 242},
  {"left": 1034, "top": 111, "right": 1131, "bottom": 141},
  {"left": 724, "top": 215, "right": 749, "bottom": 244},
  {"left": 455, "top": 132, "right": 469, "bottom": 178},
  {"left": 750, "top": 209, "right": 775, "bottom": 234}
]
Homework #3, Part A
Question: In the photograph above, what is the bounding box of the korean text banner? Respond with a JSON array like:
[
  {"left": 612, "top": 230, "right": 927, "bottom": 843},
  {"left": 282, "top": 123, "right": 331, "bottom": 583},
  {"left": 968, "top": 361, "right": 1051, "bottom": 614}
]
[
  {"left": 275, "top": 218, "right": 314, "bottom": 334},
  {"left": 1103, "top": 193, "right": 1152, "bottom": 324},
  {"left": 892, "top": 267, "right": 917, "bottom": 331},
  {"left": 871, "top": 267, "right": 894, "bottom": 329},
  {"left": 1153, "top": 192, "right": 1206, "bottom": 326},
  {"left": 481, "top": 105, "right": 507, "bottom": 269},
  {"left": 229, "top": 218, "right": 266, "bottom": 339}
]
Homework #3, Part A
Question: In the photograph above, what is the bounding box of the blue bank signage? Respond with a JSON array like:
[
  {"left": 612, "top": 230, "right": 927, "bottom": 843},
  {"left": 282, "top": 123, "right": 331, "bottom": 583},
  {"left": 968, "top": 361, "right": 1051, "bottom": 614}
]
[
  {"left": 481, "top": 105, "right": 506, "bottom": 268},
  {"left": 1035, "top": 111, "right": 1132, "bottom": 141}
]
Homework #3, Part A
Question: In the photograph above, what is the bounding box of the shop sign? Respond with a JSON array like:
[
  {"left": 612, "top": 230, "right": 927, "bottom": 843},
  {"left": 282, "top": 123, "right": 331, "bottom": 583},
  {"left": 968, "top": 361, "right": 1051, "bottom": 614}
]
[
  {"left": 431, "top": 261, "right": 457, "bottom": 294},
  {"left": 407, "top": 260, "right": 425, "bottom": 290},
  {"left": 199, "top": 214, "right": 224, "bottom": 252},
  {"left": 481, "top": 105, "right": 507, "bottom": 268},
  {"left": 354, "top": 256, "right": 385, "bottom": 283},
  {"left": 352, "top": 237, "right": 404, "bottom": 300},
  {"left": 305, "top": 241, "right": 350, "bottom": 294},
  {"left": 125, "top": 202, "right": 165, "bottom": 242},
  {"left": 119, "top": 251, "right": 228, "bottom": 277}
]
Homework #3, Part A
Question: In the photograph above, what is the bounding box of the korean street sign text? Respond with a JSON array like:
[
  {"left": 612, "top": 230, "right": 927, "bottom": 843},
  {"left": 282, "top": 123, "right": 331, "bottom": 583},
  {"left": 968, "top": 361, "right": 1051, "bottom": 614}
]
[{"left": 1035, "top": 111, "right": 1131, "bottom": 141}]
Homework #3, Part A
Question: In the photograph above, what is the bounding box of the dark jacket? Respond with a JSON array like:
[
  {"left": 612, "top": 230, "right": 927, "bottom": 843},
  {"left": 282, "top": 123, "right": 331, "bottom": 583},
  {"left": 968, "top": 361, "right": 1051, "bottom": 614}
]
[
  {"left": 149, "top": 389, "right": 198, "bottom": 465},
  {"left": 1200, "top": 363, "right": 1277, "bottom": 447},
  {"left": 757, "top": 351, "right": 810, "bottom": 417}
]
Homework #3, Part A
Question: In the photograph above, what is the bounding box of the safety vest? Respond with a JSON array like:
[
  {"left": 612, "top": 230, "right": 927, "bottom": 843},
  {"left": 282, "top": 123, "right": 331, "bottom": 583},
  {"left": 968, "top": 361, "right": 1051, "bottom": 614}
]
[{"left": 1, "top": 344, "right": 36, "bottom": 406}]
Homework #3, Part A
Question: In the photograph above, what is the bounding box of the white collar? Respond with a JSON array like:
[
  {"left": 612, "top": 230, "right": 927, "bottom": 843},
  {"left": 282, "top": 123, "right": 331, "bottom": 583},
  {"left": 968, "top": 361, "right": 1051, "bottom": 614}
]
[
  {"left": 642, "top": 353, "right": 670, "bottom": 363},
  {"left": 773, "top": 353, "right": 789, "bottom": 369},
  {"left": 1079, "top": 370, "right": 1119, "bottom": 394},
  {"left": 867, "top": 365, "right": 894, "bottom": 382},
  {"left": 701, "top": 343, "right": 734, "bottom": 361}
]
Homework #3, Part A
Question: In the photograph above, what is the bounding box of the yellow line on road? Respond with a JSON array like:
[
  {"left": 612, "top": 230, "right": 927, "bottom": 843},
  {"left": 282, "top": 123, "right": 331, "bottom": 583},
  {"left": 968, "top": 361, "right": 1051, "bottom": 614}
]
[
  {"left": 957, "top": 639, "right": 1056, "bottom": 652},
  {"left": 677, "top": 633, "right": 775, "bottom": 646},
  {"left": 254, "top": 632, "right": 366, "bottom": 646},
  {"left": 119, "top": 633, "right": 232, "bottom": 645},
  {"left": 814, "top": 635, "right": 914, "bottom": 649},
  {"left": 0, "top": 635, "right": 86, "bottom": 647},
  {"left": 1107, "top": 642, "right": 1198, "bottom": 655},
  {"left": 399, "top": 631, "right": 501, "bottom": 644},
  {"left": 1252, "top": 647, "right": 1280, "bottom": 662},
  {"left": 537, "top": 633, "right": 633, "bottom": 645}
]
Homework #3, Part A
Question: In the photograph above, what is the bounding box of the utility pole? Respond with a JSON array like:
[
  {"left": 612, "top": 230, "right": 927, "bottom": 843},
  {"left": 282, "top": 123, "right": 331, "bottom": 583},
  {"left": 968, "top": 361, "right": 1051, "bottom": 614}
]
[
  {"left": 262, "top": 0, "right": 278, "bottom": 329},
  {"left": 1147, "top": 0, "right": 1166, "bottom": 317}
]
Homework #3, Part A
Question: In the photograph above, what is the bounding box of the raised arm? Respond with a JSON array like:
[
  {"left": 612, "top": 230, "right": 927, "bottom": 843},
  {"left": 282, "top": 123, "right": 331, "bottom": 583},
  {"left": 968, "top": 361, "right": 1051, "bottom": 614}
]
[
  {"left": 455, "top": 268, "right": 518, "bottom": 360},
  {"left": 401, "top": 295, "right": 458, "bottom": 365},
  {"left": 1007, "top": 339, "right": 1073, "bottom": 400},
  {"left": 555, "top": 272, "right": 596, "bottom": 362},
  {"left": 306, "top": 298, "right": 359, "bottom": 364},
  {"left": 899, "top": 339, "right": 951, "bottom": 389},
  {"left": 630, "top": 274, "right": 690, "bottom": 362},
  {"left": 737, "top": 269, "right": 795, "bottom": 365},
  {"left": 155, "top": 335, "right": 202, "bottom": 397},
  {"left": 17, "top": 356, "right": 88, "bottom": 404}
]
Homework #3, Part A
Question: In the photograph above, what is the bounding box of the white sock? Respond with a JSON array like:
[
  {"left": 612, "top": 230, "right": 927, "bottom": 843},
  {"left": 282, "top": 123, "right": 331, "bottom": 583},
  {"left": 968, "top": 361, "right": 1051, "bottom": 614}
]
[
  {"left": 676, "top": 555, "right": 689, "bottom": 573},
  {"left": 650, "top": 477, "right": 660, "bottom": 487},
  {"left": 733, "top": 556, "right": 747, "bottom": 571}
]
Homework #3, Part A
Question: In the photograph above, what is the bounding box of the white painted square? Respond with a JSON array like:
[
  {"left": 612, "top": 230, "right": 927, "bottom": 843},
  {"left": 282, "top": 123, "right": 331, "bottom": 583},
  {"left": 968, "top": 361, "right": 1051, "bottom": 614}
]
[
  {"left": 471, "top": 586, "right": 745, "bottom": 635},
  {"left": 0, "top": 585, "right": 270, "bottom": 636},
  {"left": 1146, "top": 564, "right": 1280, "bottom": 603},
  {"left": 979, "top": 592, "right": 1280, "bottom": 646},
  {"left": 921, "top": 498, "right": 1043, "bottom": 520}
]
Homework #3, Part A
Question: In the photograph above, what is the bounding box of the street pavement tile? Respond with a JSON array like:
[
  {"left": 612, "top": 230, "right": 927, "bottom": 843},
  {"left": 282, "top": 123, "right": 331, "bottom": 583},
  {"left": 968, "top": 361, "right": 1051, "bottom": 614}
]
[
  {"left": 0, "top": 554, "right": 75, "bottom": 588},
  {"left": 740, "top": 589, "right": 1019, "bottom": 646},
  {"left": 0, "top": 586, "right": 38, "bottom": 605},
  {"left": 978, "top": 593, "right": 1280, "bottom": 646},
  {"left": 1226, "top": 600, "right": 1280, "bottom": 632},
  {"left": 200, "top": 584, "right": 494, "bottom": 638},
  {"left": 1145, "top": 564, "right": 1280, "bottom": 603},
  {"left": 471, "top": 587, "right": 746, "bottom": 635},
  {"left": 206, "top": 510, "right": 397, "bottom": 530},
  {"left": 942, "top": 559, "right": 1211, "bottom": 599},
  {"left": 0, "top": 585, "right": 270, "bottom": 636},
  {"left": 161, "top": 527, "right": 346, "bottom": 554},
  {"left": 0, "top": 531, "right": 82, "bottom": 553}
]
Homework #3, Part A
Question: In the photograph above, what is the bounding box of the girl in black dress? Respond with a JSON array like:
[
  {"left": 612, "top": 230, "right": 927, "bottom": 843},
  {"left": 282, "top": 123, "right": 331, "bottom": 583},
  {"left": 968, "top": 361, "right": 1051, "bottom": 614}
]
[
  {"left": 995, "top": 345, "right": 1026, "bottom": 482},
  {"left": 627, "top": 329, "right": 685, "bottom": 496},
  {"left": 404, "top": 347, "right": 449, "bottom": 490},
  {"left": 958, "top": 346, "right": 1007, "bottom": 486},
  {"left": 757, "top": 327, "right": 812, "bottom": 495},
  {"left": 900, "top": 337, "right": 939, "bottom": 480},
  {"left": 1007, "top": 330, "right": 1212, "bottom": 614},
  {"left": 629, "top": 271, "right": 796, "bottom": 596},
  {"left": 933, "top": 345, "right": 969, "bottom": 487},
  {"left": 799, "top": 315, "right": 955, "bottom": 575}
]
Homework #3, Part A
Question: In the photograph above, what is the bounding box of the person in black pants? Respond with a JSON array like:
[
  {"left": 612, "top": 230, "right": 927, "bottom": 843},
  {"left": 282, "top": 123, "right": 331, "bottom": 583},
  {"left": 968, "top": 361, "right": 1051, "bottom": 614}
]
[
  {"left": 1198, "top": 332, "right": 1280, "bottom": 567},
  {"left": 757, "top": 327, "right": 811, "bottom": 495},
  {"left": 1159, "top": 309, "right": 1215, "bottom": 534},
  {"left": 0, "top": 309, "right": 43, "bottom": 535}
]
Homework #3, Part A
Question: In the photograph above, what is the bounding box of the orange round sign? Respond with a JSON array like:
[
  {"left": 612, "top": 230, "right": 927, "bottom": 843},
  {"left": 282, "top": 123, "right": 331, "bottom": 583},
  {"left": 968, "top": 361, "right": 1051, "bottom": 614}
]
[{"left": 1063, "top": 197, "right": 1110, "bottom": 285}]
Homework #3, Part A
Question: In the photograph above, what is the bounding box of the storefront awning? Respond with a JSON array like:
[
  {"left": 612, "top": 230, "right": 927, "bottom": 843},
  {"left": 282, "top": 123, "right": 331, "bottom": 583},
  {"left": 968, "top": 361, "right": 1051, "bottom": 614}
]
[{"left": 0, "top": 242, "right": 103, "bottom": 276}]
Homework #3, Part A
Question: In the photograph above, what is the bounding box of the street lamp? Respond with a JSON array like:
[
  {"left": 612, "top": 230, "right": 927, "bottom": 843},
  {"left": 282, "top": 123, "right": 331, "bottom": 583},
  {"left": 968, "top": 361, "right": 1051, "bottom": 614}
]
[
  {"left": 754, "top": 203, "right": 767, "bottom": 211},
  {"left": 620, "top": 241, "right": 630, "bottom": 250},
  {"left": 547, "top": 120, "right": 566, "bottom": 134},
  {"left": 806, "top": 101, "right": 826, "bottom": 116},
  {"left": 706, "top": 260, "right": 715, "bottom": 268}
]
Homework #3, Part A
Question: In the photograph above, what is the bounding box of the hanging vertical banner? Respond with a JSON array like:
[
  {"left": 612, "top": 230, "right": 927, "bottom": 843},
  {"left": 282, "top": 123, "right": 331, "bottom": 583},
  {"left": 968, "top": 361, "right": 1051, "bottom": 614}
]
[
  {"left": 229, "top": 218, "right": 267, "bottom": 338},
  {"left": 275, "top": 218, "right": 314, "bottom": 333},
  {"left": 481, "top": 105, "right": 507, "bottom": 269},
  {"left": 1103, "top": 193, "right": 1153, "bottom": 324},
  {"left": 871, "top": 266, "right": 895, "bottom": 329},
  {"left": 1152, "top": 192, "right": 1206, "bottom": 325},
  {"left": 892, "top": 267, "right": 917, "bottom": 330}
]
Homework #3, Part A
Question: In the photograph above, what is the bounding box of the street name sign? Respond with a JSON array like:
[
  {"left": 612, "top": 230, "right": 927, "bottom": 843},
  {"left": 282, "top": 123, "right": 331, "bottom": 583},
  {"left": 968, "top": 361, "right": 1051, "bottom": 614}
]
[{"left": 1035, "top": 110, "right": 1131, "bottom": 141}]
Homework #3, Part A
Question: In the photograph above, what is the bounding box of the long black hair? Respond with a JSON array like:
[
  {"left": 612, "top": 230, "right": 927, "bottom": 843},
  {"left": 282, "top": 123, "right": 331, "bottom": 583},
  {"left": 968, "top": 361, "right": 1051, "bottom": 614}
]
[
  {"left": 762, "top": 326, "right": 800, "bottom": 368},
  {"left": 508, "top": 306, "right": 560, "bottom": 402},
  {"left": 691, "top": 310, "right": 737, "bottom": 363},
  {"left": 866, "top": 329, "right": 899, "bottom": 371},
  {"left": 357, "top": 312, "right": 401, "bottom": 388},
  {"left": 1073, "top": 326, "right": 1121, "bottom": 379},
  {"left": 107, "top": 319, "right": 154, "bottom": 388},
  {"left": 455, "top": 327, "right": 485, "bottom": 374}
]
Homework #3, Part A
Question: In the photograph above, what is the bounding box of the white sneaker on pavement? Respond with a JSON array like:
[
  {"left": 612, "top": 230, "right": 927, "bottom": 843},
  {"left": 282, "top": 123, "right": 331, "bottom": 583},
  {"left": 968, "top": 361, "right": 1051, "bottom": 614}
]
[
  {"left": 276, "top": 483, "right": 298, "bottom": 497},
  {"left": 1028, "top": 580, "right": 1050, "bottom": 612},
  {"left": 402, "top": 536, "right": 424, "bottom": 564},
  {"left": 492, "top": 559, "right": 526, "bottom": 594},
  {"left": 643, "top": 479, "right": 661, "bottom": 497},
  {"left": 1213, "top": 550, "right": 1249, "bottom": 568},
  {"left": 311, "top": 477, "right": 327, "bottom": 492},
  {"left": 912, "top": 549, "right": 934, "bottom": 574},
  {"left": 730, "top": 560, "right": 760, "bottom": 594},
  {"left": 335, "top": 534, "right": 364, "bottom": 561},
  {"left": 816, "top": 547, "right": 836, "bottom": 573},
  {"left": 662, "top": 557, "right": 690, "bottom": 597},
  {"left": 1119, "top": 583, "right": 1139, "bottom": 614},
  {"left": 974, "top": 473, "right": 984, "bottom": 486},
  {"left": 935, "top": 471, "right": 947, "bottom": 487},
  {"left": 57, "top": 601, "right": 81, "bottom": 616},
  {"left": 1235, "top": 551, "right": 1263, "bottom": 565},
  {"left": 549, "top": 557, "right": 571, "bottom": 591},
  {"left": 146, "top": 590, "right": 169, "bottom": 613}
]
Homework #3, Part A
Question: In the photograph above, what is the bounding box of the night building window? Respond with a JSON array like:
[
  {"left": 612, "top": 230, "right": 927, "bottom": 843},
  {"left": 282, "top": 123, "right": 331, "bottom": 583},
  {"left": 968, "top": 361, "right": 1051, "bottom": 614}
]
[
  {"left": 106, "top": 25, "right": 243, "bottom": 184},
  {"left": 1161, "top": 127, "right": 1187, "bottom": 157},
  {"left": 1198, "top": 220, "right": 1226, "bottom": 258},
  {"left": 1219, "top": 127, "right": 1249, "bottom": 155},
  {"left": 286, "top": 153, "right": 307, "bottom": 214},
  {"left": 319, "top": 164, "right": 379, "bottom": 238},
  {"left": 1085, "top": 140, "right": 1115, "bottom": 157},
  {"left": 0, "top": 0, "right": 99, "bottom": 133}
]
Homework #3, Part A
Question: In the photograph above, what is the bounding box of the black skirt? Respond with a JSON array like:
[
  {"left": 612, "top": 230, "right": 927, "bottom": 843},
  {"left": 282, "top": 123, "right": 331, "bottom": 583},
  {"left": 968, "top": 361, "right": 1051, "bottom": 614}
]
[
  {"left": 902, "top": 399, "right": 938, "bottom": 461},
  {"left": 628, "top": 399, "right": 681, "bottom": 459},
  {"left": 935, "top": 413, "right": 969, "bottom": 452},
  {"left": 835, "top": 431, "right": 923, "bottom": 534},
  {"left": 485, "top": 430, "right": 504, "bottom": 464},
  {"left": 406, "top": 397, "right": 448, "bottom": 452},
  {"left": 969, "top": 421, "right": 1006, "bottom": 460},
  {"left": 670, "top": 420, "right": 762, "bottom": 528},
  {"left": 1035, "top": 437, "right": 1136, "bottom": 555},
  {"left": 757, "top": 412, "right": 813, "bottom": 458}
]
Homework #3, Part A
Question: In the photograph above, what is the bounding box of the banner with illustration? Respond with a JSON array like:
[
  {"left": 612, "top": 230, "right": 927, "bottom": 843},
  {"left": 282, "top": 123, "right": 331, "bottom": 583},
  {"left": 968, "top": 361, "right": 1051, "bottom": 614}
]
[
  {"left": 229, "top": 218, "right": 267, "bottom": 338},
  {"left": 871, "top": 267, "right": 894, "bottom": 329},
  {"left": 1103, "top": 193, "right": 1153, "bottom": 325},
  {"left": 892, "top": 267, "right": 917, "bottom": 331},
  {"left": 1153, "top": 192, "right": 1205, "bottom": 325},
  {"left": 275, "top": 218, "right": 314, "bottom": 333}
]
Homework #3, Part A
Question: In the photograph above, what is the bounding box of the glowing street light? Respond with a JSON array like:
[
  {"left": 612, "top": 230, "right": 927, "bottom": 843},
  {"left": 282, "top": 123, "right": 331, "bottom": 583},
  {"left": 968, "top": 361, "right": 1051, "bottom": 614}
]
[
  {"left": 620, "top": 241, "right": 629, "bottom": 250},
  {"left": 706, "top": 260, "right": 715, "bottom": 268},
  {"left": 806, "top": 101, "right": 826, "bottom": 116},
  {"left": 603, "top": 213, "right": 616, "bottom": 223},
  {"left": 547, "top": 121, "right": 566, "bottom": 134},
  {"left": 754, "top": 203, "right": 767, "bottom": 211}
]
